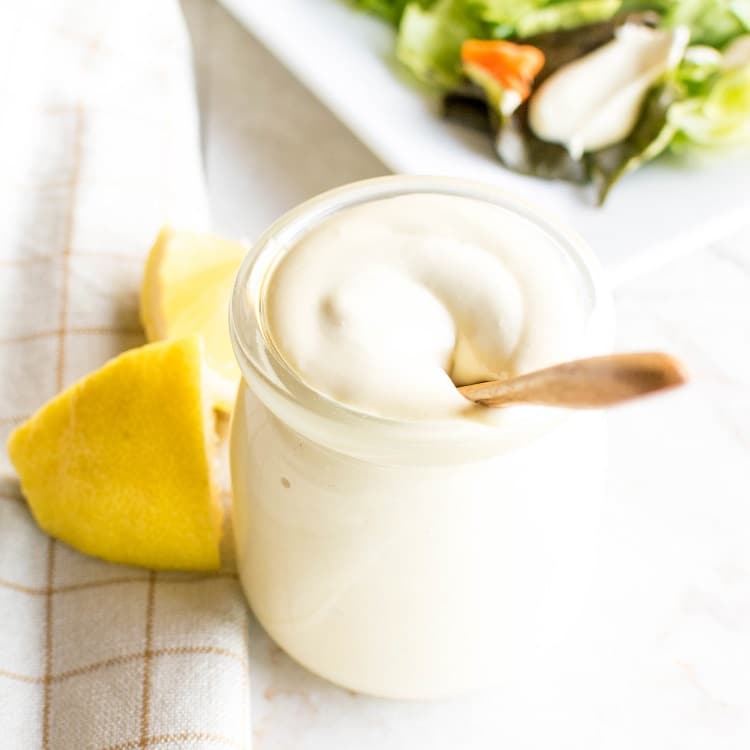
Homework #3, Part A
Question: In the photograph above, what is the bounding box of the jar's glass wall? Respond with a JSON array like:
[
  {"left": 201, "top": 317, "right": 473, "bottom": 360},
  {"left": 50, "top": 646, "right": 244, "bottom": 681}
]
[{"left": 229, "top": 176, "right": 614, "bottom": 698}]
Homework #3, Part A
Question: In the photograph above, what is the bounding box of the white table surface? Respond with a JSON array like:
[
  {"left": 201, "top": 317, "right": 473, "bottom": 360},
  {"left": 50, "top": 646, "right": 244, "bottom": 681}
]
[{"left": 181, "top": 2, "right": 750, "bottom": 748}]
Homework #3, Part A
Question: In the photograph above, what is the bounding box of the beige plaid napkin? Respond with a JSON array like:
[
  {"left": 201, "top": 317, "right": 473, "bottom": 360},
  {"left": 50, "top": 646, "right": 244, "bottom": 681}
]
[{"left": 0, "top": 1, "right": 251, "bottom": 748}]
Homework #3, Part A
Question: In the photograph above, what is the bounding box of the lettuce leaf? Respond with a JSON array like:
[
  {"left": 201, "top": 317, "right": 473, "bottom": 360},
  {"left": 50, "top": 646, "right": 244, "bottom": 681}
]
[
  {"left": 388, "top": 1, "right": 750, "bottom": 92},
  {"left": 367, "top": 0, "right": 750, "bottom": 94},
  {"left": 669, "top": 61, "right": 750, "bottom": 146},
  {"left": 474, "top": 0, "right": 623, "bottom": 38},
  {"left": 353, "top": 0, "right": 420, "bottom": 25},
  {"left": 393, "top": 0, "right": 626, "bottom": 89},
  {"left": 396, "top": 0, "right": 490, "bottom": 87},
  {"left": 622, "top": 0, "right": 750, "bottom": 46},
  {"left": 665, "top": 0, "right": 750, "bottom": 46}
]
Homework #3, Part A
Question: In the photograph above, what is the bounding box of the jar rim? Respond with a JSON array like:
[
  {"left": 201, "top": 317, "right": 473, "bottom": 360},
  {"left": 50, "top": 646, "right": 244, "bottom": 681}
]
[{"left": 229, "top": 176, "right": 613, "bottom": 450}]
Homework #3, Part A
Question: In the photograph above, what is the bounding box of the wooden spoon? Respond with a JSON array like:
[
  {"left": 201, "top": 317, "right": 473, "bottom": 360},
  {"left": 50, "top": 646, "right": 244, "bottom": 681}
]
[{"left": 458, "top": 352, "right": 686, "bottom": 409}]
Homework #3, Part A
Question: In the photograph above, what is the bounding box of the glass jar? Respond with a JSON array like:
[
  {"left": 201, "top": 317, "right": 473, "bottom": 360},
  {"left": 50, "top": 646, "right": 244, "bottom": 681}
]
[{"left": 229, "top": 177, "right": 614, "bottom": 700}]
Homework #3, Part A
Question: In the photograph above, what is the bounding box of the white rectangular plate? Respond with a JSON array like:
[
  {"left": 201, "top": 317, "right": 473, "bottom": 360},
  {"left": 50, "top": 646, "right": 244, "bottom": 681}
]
[{"left": 219, "top": 0, "right": 749, "bottom": 283}]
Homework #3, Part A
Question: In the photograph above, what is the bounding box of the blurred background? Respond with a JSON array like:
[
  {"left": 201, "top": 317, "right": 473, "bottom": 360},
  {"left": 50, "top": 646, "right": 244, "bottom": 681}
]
[{"left": 179, "top": 0, "right": 386, "bottom": 240}]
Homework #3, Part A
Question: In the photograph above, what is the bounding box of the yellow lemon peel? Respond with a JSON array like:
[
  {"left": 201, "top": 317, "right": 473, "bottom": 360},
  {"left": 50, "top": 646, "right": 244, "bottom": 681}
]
[
  {"left": 141, "top": 226, "right": 246, "bottom": 413},
  {"left": 7, "top": 337, "right": 222, "bottom": 571}
]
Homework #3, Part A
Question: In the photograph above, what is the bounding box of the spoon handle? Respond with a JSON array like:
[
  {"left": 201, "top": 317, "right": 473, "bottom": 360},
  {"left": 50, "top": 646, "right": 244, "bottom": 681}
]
[{"left": 458, "top": 352, "right": 687, "bottom": 409}]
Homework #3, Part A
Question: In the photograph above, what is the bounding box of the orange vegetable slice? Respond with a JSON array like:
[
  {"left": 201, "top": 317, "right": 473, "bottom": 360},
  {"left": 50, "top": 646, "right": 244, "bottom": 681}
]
[{"left": 461, "top": 40, "right": 545, "bottom": 102}]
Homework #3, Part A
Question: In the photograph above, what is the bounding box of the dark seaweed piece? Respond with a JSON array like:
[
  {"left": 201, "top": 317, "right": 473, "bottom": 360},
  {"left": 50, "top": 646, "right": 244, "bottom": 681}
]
[
  {"left": 523, "top": 18, "right": 618, "bottom": 82},
  {"left": 586, "top": 81, "right": 684, "bottom": 204},
  {"left": 494, "top": 102, "right": 590, "bottom": 182},
  {"left": 521, "top": 11, "right": 661, "bottom": 83},
  {"left": 443, "top": 92, "right": 494, "bottom": 133}
]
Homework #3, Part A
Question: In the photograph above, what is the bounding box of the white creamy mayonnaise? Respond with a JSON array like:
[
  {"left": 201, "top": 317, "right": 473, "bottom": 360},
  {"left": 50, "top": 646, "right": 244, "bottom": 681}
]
[
  {"left": 264, "top": 193, "right": 586, "bottom": 420},
  {"left": 529, "top": 23, "right": 689, "bottom": 157}
]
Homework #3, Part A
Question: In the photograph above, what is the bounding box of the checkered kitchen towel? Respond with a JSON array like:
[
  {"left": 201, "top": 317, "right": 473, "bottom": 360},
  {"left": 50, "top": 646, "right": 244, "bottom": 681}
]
[{"left": 0, "top": 1, "right": 251, "bottom": 748}]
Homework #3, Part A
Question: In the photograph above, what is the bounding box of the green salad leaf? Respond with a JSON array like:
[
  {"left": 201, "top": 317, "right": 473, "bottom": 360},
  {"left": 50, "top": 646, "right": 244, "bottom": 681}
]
[
  {"left": 394, "top": 0, "right": 627, "bottom": 86},
  {"left": 396, "top": 0, "right": 490, "bottom": 87},
  {"left": 381, "top": 1, "right": 750, "bottom": 92},
  {"left": 669, "top": 56, "right": 750, "bottom": 146},
  {"left": 353, "top": 0, "right": 418, "bottom": 25},
  {"left": 622, "top": 0, "right": 750, "bottom": 47},
  {"left": 474, "top": 0, "right": 623, "bottom": 38}
]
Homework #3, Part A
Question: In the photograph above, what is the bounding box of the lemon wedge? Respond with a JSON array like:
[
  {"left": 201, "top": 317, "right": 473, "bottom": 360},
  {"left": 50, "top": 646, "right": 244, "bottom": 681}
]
[
  {"left": 141, "top": 226, "right": 246, "bottom": 413},
  {"left": 7, "top": 337, "right": 222, "bottom": 571}
]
